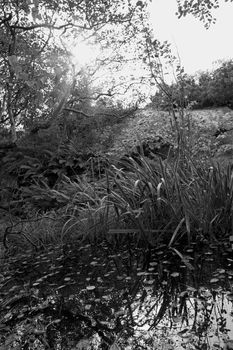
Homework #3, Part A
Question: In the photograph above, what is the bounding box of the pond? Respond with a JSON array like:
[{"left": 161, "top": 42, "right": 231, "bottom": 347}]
[{"left": 0, "top": 238, "right": 233, "bottom": 349}]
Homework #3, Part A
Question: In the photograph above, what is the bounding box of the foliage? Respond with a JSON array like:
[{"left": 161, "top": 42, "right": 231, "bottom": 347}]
[
  {"left": 0, "top": 212, "right": 62, "bottom": 254},
  {"left": 210, "top": 60, "right": 233, "bottom": 107},
  {"left": 151, "top": 59, "right": 233, "bottom": 110},
  {"left": 0, "top": 0, "right": 150, "bottom": 143},
  {"left": 18, "top": 146, "right": 230, "bottom": 251},
  {"left": 107, "top": 155, "right": 233, "bottom": 245},
  {"left": 1, "top": 0, "right": 233, "bottom": 347},
  {"left": 2, "top": 103, "right": 233, "bottom": 249},
  {"left": 0, "top": 141, "right": 111, "bottom": 218},
  {"left": 57, "top": 103, "right": 138, "bottom": 152},
  {"left": 60, "top": 176, "right": 114, "bottom": 243},
  {"left": 176, "top": 0, "right": 233, "bottom": 28}
]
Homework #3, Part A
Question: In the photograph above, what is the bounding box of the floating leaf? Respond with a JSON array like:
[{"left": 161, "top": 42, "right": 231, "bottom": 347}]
[
  {"left": 186, "top": 249, "right": 193, "bottom": 253},
  {"left": 57, "top": 285, "right": 66, "bottom": 290},
  {"left": 86, "top": 285, "right": 95, "bottom": 290},
  {"left": 53, "top": 319, "right": 61, "bottom": 324},
  {"left": 171, "top": 272, "right": 180, "bottom": 278},
  {"left": 205, "top": 251, "right": 213, "bottom": 256},
  {"left": 144, "top": 279, "right": 155, "bottom": 285},
  {"left": 137, "top": 272, "right": 146, "bottom": 276},
  {"left": 32, "top": 282, "right": 40, "bottom": 287},
  {"left": 210, "top": 278, "right": 219, "bottom": 283}
]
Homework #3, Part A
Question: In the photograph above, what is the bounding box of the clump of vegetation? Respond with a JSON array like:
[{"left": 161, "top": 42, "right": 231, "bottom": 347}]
[
  {"left": 8, "top": 140, "right": 230, "bottom": 253},
  {"left": 1, "top": 0, "right": 233, "bottom": 348}
]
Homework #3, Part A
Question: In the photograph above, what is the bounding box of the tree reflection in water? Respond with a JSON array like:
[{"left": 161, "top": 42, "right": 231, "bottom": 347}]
[{"left": 0, "top": 242, "right": 233, "bottom": 349}]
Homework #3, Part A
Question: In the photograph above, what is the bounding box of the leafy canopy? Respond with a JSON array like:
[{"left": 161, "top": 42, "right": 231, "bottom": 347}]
[{"left": 176, "top": 0, "right": 233, "bottom": 28}]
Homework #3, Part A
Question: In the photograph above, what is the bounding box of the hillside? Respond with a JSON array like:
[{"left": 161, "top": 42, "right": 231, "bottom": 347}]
[{"left": 109, "top": 107, "right": 233, "bottom": 166}]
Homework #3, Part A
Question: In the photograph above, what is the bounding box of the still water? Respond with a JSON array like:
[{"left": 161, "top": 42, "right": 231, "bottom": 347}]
[{"left": 0, "top": 240, "right": 233, "bottom": 349}]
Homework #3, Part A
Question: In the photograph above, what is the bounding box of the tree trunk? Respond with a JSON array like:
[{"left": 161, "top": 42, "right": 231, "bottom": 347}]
[{"left": 7, "top": 85, "right": 17, "bottom": 143}]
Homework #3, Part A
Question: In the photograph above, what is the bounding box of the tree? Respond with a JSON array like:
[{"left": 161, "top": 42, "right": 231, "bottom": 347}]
[
  {"left": 210, "top": 60, "right": 233, "bottom": 107},
  {"left": 176, "top": 0, "right": 233, "bottom": 28},
  {"left": 0, "top": 0, "right": 148, "bottom": 144}
]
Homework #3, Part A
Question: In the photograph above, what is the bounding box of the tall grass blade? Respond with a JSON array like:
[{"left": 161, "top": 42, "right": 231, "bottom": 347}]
[
  {"left": 171, "top": 247, "right": 194, "bottom": 270},
  {"left": 168, "top": 218, "right": 185, "bottom": 248}
]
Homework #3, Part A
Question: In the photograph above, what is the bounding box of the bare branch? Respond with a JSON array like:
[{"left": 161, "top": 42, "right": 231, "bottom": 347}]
[
  {"left": 11, "top": 22, "right": 75, "bottom": 31},
  {"left": 63, "top": 108, "right": 93, "bottom": 118}
]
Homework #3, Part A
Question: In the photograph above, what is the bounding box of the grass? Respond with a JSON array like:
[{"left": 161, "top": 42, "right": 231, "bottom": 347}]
[
  {"left": 1, "top": 212, "right": 63, "bottom": 253},
  {"left": 23, "top": 149, "right": 231, "bottom": 255},
  {"left": 5, "top": 153, "right": 232, "bottom": 257},
  {"left": 2, "top": 107, "right": 233, "bottom": 256},
  {"left": 108, "top": 155, "right": 208, "bottom": 247}
]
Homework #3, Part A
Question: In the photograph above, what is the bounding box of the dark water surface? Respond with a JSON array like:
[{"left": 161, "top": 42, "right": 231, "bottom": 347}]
[{"left": 0, "top": 239, "right": 233, "bottom": 349}]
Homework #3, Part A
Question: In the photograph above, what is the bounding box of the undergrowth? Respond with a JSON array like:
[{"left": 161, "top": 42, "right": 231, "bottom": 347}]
[
  {"left": 2, "top": 106, "right": 233, "bottom": 256},
  {"left": 6, "top": 151, "right": 231, "bottom": 254}
]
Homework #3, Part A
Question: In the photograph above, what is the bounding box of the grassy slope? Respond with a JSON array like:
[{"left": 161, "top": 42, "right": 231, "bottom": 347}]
[{"left": 109, "top": 106, "right": 233, "bottom": 165}]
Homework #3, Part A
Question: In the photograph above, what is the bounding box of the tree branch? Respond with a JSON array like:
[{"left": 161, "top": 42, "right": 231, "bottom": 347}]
[
  {"left": 63, "top": 108, "right": 93, "bottom": 118},
  {"left": 11, "top": 22, "right": 75, "bottom": 31}
]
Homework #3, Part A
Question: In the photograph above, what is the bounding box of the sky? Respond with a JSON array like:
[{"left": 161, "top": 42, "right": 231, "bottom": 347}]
[{"left": 149, "top": 0, "right": 233, "bottom": 75}]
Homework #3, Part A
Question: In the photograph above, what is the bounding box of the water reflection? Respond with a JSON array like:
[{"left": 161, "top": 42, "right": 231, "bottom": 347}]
[
  {"left": 123, "top": 286, "right": 233, "bottom": 349},
  {"left": 0, "top": 241, "right": 233, "bottom": 349}
]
